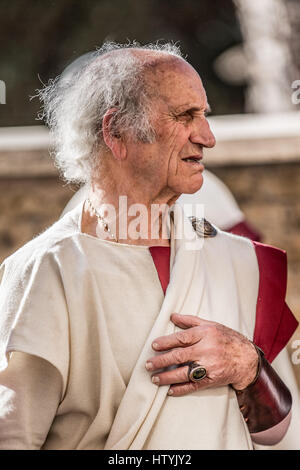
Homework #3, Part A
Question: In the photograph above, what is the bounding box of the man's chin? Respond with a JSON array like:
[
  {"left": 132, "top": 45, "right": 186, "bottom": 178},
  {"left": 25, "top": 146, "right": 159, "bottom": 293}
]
[
  {"left": 182, "top": 175, "right": 204, "bottom": 195},
  {"left": 168, "top": 173, "right": 204, "bottom": 196}
]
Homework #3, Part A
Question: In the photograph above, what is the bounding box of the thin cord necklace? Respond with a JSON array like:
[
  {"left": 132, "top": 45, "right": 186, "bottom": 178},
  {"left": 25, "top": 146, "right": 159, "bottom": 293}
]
[{"left": 86, "top": 198, "right": 119, "bottom": 243}]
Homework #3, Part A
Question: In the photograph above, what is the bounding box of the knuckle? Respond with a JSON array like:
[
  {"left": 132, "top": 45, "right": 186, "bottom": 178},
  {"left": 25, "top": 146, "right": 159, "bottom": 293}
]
[
  {"left": 210, "top": 368, "right": 226, "bottom": 384},
  {"left": 154, "top": 355, "right": 166, "bottom": 368},
  {"left": 175, "top": 367, "right": 186, "bottom": 381},
  {"left": 208, "top": 325, "right": 221, "bottom": 342},
  {"left": 181, "top": 384, "right": 191, "bottom": 394},
  {"left": 160, "top": 354, "right": 171, "bottom": 367},
  {"left": 189, "top": 344, "right": 199, "bottom": 357},
  {"left": 173, "top": 348, "right": 185, "bottom": 364},
  {"left": 188, "top": 315, "right": 201, "bottom": 326},
  {"left": 195, "top": 325, "right": 203, "bottom": 335},
  {"left": 176, "top": 331, "right": 190, "bottom": 346},
  {"left": 212, "top": 370, "right": 223, "bottom": 381},
  {"left": 191, "top": 381, "right": 201, "bottom": 391}
]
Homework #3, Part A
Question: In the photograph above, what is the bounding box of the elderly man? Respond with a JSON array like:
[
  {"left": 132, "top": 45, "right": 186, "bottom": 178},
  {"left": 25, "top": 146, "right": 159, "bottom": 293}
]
[{"left": 0, "top": 42, "right": 298, "bottom": 450}]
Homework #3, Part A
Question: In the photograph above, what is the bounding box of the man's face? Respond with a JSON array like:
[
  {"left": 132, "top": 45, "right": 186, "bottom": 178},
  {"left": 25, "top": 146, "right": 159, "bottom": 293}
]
[{"left": 124, "top": 59, "right": 216, "bottom": 200}]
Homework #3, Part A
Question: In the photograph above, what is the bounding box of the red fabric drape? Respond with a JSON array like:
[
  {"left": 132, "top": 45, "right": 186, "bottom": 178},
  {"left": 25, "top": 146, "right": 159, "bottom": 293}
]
[
  {"left": 226, "top": 220, "right": 262, "bottom": 242},
  {"left": 149, "top": 246, "right": 170, "bottom": 295},
  {"left": 252, "top": 241, "right": 298, "bottom": 362}
]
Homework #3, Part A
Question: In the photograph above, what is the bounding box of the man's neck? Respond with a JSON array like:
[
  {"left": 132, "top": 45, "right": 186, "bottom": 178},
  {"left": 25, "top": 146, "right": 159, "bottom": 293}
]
[{"left": 81, "top": 180, "right": 178, "bottom": 246}]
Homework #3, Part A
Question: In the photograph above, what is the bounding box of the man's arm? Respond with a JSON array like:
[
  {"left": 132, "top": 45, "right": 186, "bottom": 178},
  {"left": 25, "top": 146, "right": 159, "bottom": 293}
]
[{"left": 0, "top": 352, "right": 62, "bottom": 449}]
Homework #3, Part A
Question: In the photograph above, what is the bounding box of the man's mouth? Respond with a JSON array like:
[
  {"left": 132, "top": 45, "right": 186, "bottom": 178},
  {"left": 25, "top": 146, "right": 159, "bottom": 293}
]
[{"left": 181, "top": 156, "right": 203, "bottom": 164}]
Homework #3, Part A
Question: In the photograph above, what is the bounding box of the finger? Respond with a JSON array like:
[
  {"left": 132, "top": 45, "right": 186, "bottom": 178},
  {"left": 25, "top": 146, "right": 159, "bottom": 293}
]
[
  {"left": 168, "top": 377, "right": 212, "bottom": 397},
  {"left": 170, "top": 313, "right": 210, "bottom": 329},
  {"left": 151, "top": 365, "right": 190, "bottom": 386},
  {"left": 152, "top": 327, "right": 202, "bottom": 352},
  {"left": 146, "top": 347, "right": 193, "bottom": 371}
]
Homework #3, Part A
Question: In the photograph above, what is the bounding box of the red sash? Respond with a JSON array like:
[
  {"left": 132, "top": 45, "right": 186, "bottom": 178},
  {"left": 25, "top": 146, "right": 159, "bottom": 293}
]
[{"left": 252, "top": 241, "right": 298, "bottom": 362}]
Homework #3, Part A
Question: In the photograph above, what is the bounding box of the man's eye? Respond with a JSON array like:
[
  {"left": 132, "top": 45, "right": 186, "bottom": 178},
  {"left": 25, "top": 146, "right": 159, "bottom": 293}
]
[{"left": 179, "top": 112, "right": 193, "bottom": 121}]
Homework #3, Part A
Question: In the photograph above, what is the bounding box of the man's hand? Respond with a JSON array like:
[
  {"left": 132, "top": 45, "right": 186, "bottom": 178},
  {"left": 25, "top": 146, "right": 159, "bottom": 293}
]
[{"left": 145, "top": 313, "right": 258, "bottom": 397}]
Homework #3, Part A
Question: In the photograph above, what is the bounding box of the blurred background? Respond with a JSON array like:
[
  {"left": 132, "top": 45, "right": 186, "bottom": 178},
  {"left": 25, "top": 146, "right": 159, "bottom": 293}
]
[{"left": 0, "top": 0, "right": 300, "bottom": 383}]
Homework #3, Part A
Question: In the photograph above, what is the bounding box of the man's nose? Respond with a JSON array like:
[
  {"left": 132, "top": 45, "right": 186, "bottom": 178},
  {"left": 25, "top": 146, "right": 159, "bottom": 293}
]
[{"left": 190, "top": 118, "right": 216, "bottom": 149}]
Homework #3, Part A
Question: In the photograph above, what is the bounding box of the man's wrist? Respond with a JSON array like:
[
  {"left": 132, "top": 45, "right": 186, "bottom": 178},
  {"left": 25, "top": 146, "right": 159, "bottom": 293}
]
[
  {"left": 231, "top": 341, "right": 261, "bottom": 391},
  {"left": 232, "top": 345, "right": 292, "bottom": 434}
]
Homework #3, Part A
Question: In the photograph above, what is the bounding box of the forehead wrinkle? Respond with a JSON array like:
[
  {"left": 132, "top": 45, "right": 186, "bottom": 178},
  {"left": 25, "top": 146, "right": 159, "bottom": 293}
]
[
  {"left": 151, "top": 69, "right": 206, "bottom": 108},
  {"left": 141, "top": 53, "right": 198, "bottom": 85},
  {"left": 142, "top": 59, "right": 188, "bottom": 100}
]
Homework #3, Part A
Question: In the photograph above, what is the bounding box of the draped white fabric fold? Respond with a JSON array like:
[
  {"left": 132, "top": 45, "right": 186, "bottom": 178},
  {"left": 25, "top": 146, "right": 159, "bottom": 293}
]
[{"left": 105, "top": 204, "right": 258, "bottom": 450}]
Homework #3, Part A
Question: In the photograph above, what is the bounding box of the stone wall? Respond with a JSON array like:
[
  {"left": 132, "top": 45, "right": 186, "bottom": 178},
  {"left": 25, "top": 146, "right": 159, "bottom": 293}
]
[
  {"left": 213, "top": 162, "right": 300, "bottom": 317},
  {"left": 0, "top": 177, "right": 76, "bottom": 260}
]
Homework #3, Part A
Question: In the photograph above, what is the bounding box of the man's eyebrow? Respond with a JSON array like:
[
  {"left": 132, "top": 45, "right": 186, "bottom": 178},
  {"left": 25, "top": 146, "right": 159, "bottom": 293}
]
[{"left": 178, "top": 104, "right": 212, "bottom": 114}]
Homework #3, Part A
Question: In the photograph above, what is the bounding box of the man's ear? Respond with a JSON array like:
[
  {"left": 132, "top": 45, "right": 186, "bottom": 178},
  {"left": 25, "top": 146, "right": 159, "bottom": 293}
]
[{"left": 102, "top": 108, "right": 127, "bottom": 161}]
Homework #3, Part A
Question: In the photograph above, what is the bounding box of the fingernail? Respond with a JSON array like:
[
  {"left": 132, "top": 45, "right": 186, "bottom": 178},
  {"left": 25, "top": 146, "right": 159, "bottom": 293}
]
[
  {"left": 152, "top": 342, "right": 159, "bottom": 350},
  {"left": 145, "top": 362, "right": 153, "bottom": 371},
  {"left": 152, "top": 376, "right": 160, "bottom": 384},
  {"left": 167, "top": 389, "right": 173, "bottom": 396}
]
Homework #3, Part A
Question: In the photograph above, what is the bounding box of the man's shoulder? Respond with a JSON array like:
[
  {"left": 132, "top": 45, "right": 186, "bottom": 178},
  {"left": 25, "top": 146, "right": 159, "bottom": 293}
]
[
  {"left": 215, "top": 228, "right": 286, "bottom": 268},
  {"left": 209, "top": 224, "right": 254, "bottom": 252},
  {"left": 1, "top": 208, "right": 81, "bottom": 275}
]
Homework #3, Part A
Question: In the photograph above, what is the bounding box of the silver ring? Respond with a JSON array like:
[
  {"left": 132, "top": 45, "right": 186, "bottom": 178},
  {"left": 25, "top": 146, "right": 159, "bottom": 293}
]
[{"left": 188, "top": 362, "right": 207, "bottom": 383}]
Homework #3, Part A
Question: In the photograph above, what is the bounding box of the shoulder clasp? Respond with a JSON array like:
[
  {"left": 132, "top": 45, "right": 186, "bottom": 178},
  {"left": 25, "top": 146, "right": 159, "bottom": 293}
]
[{"left": 188, "top": 216, "right": 217, "bottom": 238}]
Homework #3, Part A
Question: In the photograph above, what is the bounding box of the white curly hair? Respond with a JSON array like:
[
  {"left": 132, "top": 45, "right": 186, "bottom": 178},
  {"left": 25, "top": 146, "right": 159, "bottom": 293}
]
[{"left": 36, "top": 41, "right": 183, "bottom": 185}]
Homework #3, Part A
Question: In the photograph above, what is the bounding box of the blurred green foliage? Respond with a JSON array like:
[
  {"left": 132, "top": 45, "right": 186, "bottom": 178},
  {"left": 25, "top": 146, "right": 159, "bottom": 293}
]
[{"left": 0, "top": 0, "right": 245, "bottom": 126}]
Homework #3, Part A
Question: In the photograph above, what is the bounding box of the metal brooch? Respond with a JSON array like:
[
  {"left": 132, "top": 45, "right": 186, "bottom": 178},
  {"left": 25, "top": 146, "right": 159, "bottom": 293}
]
[{"left": 188, "top": 216, "right": 217, "bottom": 238}]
